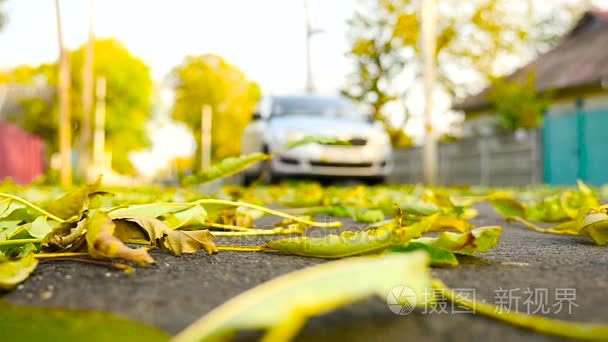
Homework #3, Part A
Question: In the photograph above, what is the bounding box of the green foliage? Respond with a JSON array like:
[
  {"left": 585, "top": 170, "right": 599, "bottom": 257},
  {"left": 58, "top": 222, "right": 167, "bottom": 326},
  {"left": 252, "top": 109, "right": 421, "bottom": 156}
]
[
  {"left": 386, "top": 127, "right": 414, "bottom": 148},
  {"left": 1, "top": 39, "right": 153, "bottom": 174},
  {"left": 170, "top": 54, "right": 261, "bottom": 168},
  {"left": 343, "top": 0, "right": 582, "bottom": 136},
  {"left": 0, "top": 0, "right": 5, "bottom": 31},
  {"left": 72, "top": 39, "right": 153, "bottom": 173},
  {"left": 487, "top": 73, "right": 551, "bottom": 130}
]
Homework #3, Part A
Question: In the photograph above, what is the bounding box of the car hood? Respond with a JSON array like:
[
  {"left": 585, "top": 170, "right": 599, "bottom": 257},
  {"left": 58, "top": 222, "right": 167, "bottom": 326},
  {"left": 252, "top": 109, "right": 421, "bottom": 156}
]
[{"left": 268, "top": 115, "right": 376, "bottom": 138}]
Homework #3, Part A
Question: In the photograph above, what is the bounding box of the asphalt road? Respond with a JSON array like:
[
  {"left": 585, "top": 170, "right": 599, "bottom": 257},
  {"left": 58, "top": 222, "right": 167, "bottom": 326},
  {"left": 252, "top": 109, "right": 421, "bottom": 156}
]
[{"left": 3, "top": 203, "right": 608, "bottom": 341}]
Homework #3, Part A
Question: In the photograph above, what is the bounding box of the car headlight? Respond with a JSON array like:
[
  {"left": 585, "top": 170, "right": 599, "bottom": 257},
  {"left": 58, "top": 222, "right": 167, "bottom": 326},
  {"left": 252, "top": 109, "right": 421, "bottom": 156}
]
[
  {"left": 370, "top": 131, "right": 390, "bottom": 146},
  {"left": 277, "top": 129, "right": 305, "bottom": 146}
]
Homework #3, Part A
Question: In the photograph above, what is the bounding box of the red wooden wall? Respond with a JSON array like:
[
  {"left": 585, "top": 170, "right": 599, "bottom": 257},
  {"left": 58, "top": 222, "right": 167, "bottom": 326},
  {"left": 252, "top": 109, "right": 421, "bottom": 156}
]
[{"left": 0, "top": 122, "right": 45, "bottom": 184}]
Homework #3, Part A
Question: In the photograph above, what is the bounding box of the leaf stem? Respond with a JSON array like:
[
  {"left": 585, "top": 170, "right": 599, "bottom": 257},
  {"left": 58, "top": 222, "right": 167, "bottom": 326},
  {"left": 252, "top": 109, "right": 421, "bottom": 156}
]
[
  {"left": 215, "top": 245, "right": 267, "bottom": 252},
  {"left": 0, "top": 193, "right": 65, "bottom": 223},
  {"left": 0, "top": 238, "right": 42, "bottom": 247},
  {"left": 34, "top": 252, "right": 89, "bottom": 259},
  {"left": 507, "top": 216, "right": 574, "bottom": 235},
  {"left": 37, "top": 256, "right": 134, "bottom": 273},
  {"left": 211, "top": 227, "right": 303, "bottom": 237},
  {"left": 194, "top": 199, "right": 342, "bottom": 228},
  {"left": 432, "top": 279, "right": 608, "bottom": 341},
  {"left": 203, "top": 222, "right": 255, "bottom": 232}
]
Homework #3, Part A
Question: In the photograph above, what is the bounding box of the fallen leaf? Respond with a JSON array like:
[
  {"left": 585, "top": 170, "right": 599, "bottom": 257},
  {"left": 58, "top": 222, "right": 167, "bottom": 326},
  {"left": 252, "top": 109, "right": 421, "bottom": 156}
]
[
  {"left": 46, "top": 178, "right": 102, "bottom": 220},
  {"left": 173, "top": 252, "right": 431, "bottom": 342},
  {"left": 182, "top": 153, "right": 270, "bottom": 185},
  {"left": 115, "top": 216, "right": 217, "bottom": 255},
  {"left": 0, "top": 253, "right": 38, "bottom": 290},
  {"left": 85, "top": 211, "right": 154, "bottom": 266}
]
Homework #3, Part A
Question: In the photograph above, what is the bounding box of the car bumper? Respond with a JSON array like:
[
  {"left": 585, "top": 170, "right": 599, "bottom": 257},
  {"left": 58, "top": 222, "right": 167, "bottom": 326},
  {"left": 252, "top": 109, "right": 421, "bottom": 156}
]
[{"left": 270, "top": 145, "right": 393, "bottom": 177}]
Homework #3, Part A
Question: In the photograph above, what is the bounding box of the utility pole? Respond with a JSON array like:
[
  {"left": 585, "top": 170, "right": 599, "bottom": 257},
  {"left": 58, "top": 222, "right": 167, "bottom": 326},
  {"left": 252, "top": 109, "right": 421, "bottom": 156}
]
[
  {"left": 55, "top": 0, "right": 72, "bottom": 187},
  {"left": 93, "top": 77, "right": 106, "bottom": 174},
  {"left": 304, "top": 0, "right": 323, "bottom": 94},
  {"left": 78, "top": 0, "right": 95, "bottom": 179},
  {"left": 422, "top": 0, "right": 438, "bottom": 185},
  {"left": 200, "top": 105, "right": 212, "bottom": 172}
]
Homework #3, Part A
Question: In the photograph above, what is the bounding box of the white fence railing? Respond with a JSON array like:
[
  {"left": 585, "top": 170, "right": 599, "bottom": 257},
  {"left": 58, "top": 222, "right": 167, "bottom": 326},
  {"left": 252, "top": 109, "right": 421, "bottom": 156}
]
[{"left": 389, "top": 130, "right": 542, "bottom": 186}]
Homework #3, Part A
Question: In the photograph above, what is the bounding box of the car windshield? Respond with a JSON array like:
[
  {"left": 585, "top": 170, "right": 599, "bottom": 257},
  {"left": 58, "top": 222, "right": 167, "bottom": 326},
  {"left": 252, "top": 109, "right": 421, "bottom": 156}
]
[{"left": 271, "top": 97, "right": 364, "bottom": 120}]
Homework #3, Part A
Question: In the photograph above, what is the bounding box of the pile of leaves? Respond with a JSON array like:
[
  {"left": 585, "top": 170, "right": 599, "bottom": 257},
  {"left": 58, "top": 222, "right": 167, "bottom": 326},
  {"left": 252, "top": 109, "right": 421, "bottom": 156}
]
[
  {"left": 1, "top": 152, "right": 607, "bottom": 341},
  {"left": 488, "top": 180, "right": 607, "bottom": 245}
]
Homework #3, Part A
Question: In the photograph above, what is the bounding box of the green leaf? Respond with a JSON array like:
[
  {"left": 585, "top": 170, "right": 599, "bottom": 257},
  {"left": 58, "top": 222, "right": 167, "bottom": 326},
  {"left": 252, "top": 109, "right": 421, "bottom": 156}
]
[
  {"left": 350, "top": 208, "right": 385, "bottom": 223},
  {"left": 1, "top": 243, "right": 38, "bottom": 260},
  {"left": 173, "top": 252, "right": 431, "bottom": 342},
  {"left": 421, "top": 213, "right": 473, "bottom": 233},
  {"left": 388, "top": 242, "right": 459, "bottom": 267},
  {"left": 85, "top": 211, "right": 154, "bottom": 266},
  {"left": 1, "top": 208, "right": 37, "bottom": 224},
  {"left": 0, "top": 253, "right": 38, "bottom": 290},
  {"left": 46, "top": 177, "right": 102, "bottom": 220},
  {"left": 265, "top": 218, "right": 423, "bottom": 258},
  {"left": 25, "top": 216, "right": 55, "bottom": 239},
  {"left": 488, "top": 193, "right": 526, "bottom": 218},
  {"left": 0, "top": 301, "right": 169, "bottom": 342},
  {"left": 115, "top": 216, "right": 217, "bottom": 256},
  {"left": 182, "top": 153, "right": 270, "bottom": 185},
  {"left": 0, "top": 199, "right": 25, "bottom": 220},
  {"left": 163, "top": 205, "right": 208, "bottom": 229},
  {"left": 400, "top": 201, "right": 441, "bottom": 216},
  {"left": 284, "top": 135, "right": 351, "bottom": 149},
  {"left": 107, "top": 203, "right": 193, "bottom": 220},
  {"left": 576, "top": 207, "right": 608, "bottom": 246},
  {"left": 411, "top": 226, "right": 502, "bottom": 255},
  {"left": 561, "top": 182, "right": 600, "bottom": 219},
  {"left": 0, "top": 221, "right": 22, "bottom": 242}
]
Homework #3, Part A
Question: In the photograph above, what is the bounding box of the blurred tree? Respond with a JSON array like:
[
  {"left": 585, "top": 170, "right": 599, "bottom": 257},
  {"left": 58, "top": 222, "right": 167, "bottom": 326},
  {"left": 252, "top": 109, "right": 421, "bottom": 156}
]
[
  {"left": 1, "top": 39, "right": 152, "bottom": 174},
  {"left": 343, "top": 0, "right": 584, "bottom": 137},
  {"left": 71, "top": 39, "right": 152, "bottom": 174},
  {"left": 170, "top": 54, "right": 261, "bottom": 169},
  {"left": 1, "top": 64, "right": 58, "bottom": 152},
  {"left": 487, "top": 73, "right": 551, "bottom": 130},
  {"left": 0, "top": 0, "right": 6, "bottom": 30}
]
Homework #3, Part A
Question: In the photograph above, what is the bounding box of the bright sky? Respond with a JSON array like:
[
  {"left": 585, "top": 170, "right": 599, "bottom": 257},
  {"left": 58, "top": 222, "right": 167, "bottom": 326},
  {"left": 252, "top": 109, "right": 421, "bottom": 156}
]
[{"left": 0, "top": 0, "right": 356, "bottom": 95}]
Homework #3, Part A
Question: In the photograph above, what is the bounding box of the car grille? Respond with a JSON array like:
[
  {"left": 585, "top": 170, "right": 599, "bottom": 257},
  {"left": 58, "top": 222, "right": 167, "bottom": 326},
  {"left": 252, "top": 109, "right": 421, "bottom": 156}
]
[
  {"left": 279, "top": 157, "right": 299, "bottom": 165},
  {"left": 309, "top": 161, "right": 373, "bottom": 168}
]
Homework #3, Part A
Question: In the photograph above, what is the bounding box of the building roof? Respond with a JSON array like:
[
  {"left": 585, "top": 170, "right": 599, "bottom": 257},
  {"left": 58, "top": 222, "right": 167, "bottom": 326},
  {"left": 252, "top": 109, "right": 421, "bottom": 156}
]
[{"left": 454, "top": 10, "right": 608, "bottom": 113}]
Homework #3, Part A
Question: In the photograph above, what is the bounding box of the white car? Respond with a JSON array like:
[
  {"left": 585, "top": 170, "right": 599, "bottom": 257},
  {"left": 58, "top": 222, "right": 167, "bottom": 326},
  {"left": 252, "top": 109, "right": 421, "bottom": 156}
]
[{"left": 241, "top": 95, "right": 393, "bottom": 184}]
